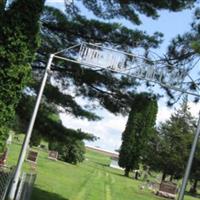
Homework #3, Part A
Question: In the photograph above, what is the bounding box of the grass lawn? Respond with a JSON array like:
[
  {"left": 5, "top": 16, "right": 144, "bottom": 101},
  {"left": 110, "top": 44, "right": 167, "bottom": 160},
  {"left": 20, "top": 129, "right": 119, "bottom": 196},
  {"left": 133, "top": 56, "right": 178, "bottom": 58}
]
[{"left": 7, "top": 142, "right": 199, "bottom": 200}]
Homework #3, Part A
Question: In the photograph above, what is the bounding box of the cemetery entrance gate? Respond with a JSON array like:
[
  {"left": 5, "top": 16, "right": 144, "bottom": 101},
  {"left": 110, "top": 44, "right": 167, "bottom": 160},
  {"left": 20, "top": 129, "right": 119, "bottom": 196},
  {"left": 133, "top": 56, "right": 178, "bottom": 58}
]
[{"left": 8, "top": 42, "right": 200, "bottom": 200}]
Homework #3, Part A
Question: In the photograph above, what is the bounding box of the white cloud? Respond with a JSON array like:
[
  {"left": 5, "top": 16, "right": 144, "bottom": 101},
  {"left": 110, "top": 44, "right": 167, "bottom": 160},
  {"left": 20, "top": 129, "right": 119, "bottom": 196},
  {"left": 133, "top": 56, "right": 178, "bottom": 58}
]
[
  {"left": 188, "top": 102, "right": 199, "bottom": 118},
  {"left": 60, "top": 111, "right": 126, "bottom": 151},
  {"left": 60, "top": 98, "right": 200, "bottom": 151},
  {"left": 156, "top": 105, "right": 172, "bottom": 124},
  {"left": 156, "top": 100, "right": 200, "bottom": 125}
]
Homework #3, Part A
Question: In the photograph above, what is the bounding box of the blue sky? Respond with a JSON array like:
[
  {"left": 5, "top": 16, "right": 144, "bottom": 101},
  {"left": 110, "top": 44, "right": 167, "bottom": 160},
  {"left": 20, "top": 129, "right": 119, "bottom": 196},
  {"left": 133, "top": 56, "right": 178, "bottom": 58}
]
[
  {"left": 46, "top": 0, "right": 200, "bottom": 151},
  {"left": 46, "top": 0, "right": 195, "bottom": 52}
]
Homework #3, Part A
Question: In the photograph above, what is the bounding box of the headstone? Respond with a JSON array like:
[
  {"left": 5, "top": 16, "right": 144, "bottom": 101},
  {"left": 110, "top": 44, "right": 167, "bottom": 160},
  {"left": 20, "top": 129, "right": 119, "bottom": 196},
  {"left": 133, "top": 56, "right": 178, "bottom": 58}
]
[
  {"left": 6, "top": 134, "right": 12, "bottom": 145},
  {"left": 26, "top": 151, "right": 38, "bottom": 164},
  {"left": 0, "top": 150, "right": 8, "bottom": 166},
  {"left": 48, "top": 151, "right": 58, "bottom": 161},
  {"left": 156, "top": 181, "right": 177, "bottom": 199},
  {"left": 147, "top": 181, "right": 160, "bottom": 191},
  {"left": 110, "top": 156, "right": 122, "bottom": 170},
  {"left": 14, "top": 135, "right": 20, "bottom": 144}
]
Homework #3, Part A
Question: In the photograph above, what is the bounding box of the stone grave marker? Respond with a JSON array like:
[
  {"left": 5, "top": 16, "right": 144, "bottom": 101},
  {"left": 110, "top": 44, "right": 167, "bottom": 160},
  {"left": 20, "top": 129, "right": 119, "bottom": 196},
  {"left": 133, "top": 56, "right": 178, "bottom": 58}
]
[
  {"left": 26, "top": 150, "right": 38, "bottom": 164},
  {"left": 0, "top": 149, "right": 8, "bottom": 166},
  {"left": 157, "top": 181, "right": 177, "bottom": 199},
  {"left": 48, "top": 151, "right": 58, "bottom": 161}
]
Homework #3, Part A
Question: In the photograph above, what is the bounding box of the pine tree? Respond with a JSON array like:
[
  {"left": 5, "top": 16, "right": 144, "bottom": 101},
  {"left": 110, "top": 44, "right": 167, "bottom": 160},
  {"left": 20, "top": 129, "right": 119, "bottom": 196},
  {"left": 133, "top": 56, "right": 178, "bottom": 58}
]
[
  {"left": 65, "top": 0, "right": 195, "bottom": 25},
  {"left": 118, "top": 93, "right": 158, "bottom": 177},
  {"left": 165, "top": 8, "right": 200, "bottom": 104},
  {"left": 145, "top": 97, "right": 196, "bottom": 180},
  {"left": 33, "top": 0, "right": 196, "bottom": 118}
]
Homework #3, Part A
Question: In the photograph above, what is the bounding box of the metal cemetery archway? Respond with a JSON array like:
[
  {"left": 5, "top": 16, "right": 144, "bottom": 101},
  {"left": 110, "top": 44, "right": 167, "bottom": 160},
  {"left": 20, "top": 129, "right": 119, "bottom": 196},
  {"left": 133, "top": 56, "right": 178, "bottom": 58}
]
[{"left": 8, "top": 42, "right": 200, "bottom": 200}]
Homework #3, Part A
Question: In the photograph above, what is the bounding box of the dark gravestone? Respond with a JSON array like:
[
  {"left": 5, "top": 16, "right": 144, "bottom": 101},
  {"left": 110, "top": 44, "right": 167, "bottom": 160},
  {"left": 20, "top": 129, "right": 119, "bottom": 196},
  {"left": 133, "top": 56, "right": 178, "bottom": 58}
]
[
  {"left": 48, "top": 151, "right": 58, "bottom": 161},
  {"left": 26, "top": 151, "right": 38, "bottom": 164},
  {"left": 157, "top": 181, "right": 177, "bottom": 199},
  {"left": 0, "top": 150, "right": 8, "bottom": 166}
]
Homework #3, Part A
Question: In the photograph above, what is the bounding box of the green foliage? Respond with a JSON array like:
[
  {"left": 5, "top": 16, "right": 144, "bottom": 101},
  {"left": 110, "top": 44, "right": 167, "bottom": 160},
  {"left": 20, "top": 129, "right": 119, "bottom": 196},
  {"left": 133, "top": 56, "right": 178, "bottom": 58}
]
[
  {"left": 66, "top": 0, "right": 195, "bottom": 25},
  {"left": 13, "top": 92, "right": 96, "bottom": 165},
  {"left": 0, "top": 0, "right": 45, "bottom": 152},
  {"left": 165, "top": 8, "right": 200, "bottom": 103},
  {"left": 145, "top": 97, "right": 196, "bottom": 179},
  {"left": 191, "top": 40, "right": 200, "bottom": 54},
  {"left": 1, "top": 0, "right": 195, "bottom": 157},
  {"left": 13, "top": 78, "right": 98, "bottom": 163},
  {"left": 34, "top": 6, "right": 163, "bottom": 117},
  {"left": 0, "top": 0, "right": 5, "bottom": 14},
  {"left": 118, "top": 93, "right": 158, "bottom": 177},
  {"left": 49, "top": 139, "right": 85, "bottom": 164},
  {"left": 32, "top": 1, "right": 196, "bottom": 125},
  {"left": 14, "top": 94, "right": 97, "bottom": 142},
  {"left": 37, "top": 1, "right": 195, "bottom": 118},
  {"left": 31, "top": 80, "right": 101, "bottom": 121},
  {"left": 189, "top": 138, "right": 200, "bottom": 193},
  {"left": 41, "top": 7, "right": 163, "bottom": 50}
]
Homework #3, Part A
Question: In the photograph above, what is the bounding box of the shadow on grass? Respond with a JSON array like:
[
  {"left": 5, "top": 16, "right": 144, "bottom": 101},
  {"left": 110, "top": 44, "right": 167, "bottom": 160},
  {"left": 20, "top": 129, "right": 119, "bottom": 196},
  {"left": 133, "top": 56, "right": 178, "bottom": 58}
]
[
  {"left": 31, "top": 187, "right": 69, "bottom": 200},
  {"left": 93, "top": 161, "right": 109, "bottom": 167},
  {"left": 86, "top": 159, "right": 137, "bottom": 181},
  {"left": 185, "top": 191, "right": 200, "bottom": 198}
]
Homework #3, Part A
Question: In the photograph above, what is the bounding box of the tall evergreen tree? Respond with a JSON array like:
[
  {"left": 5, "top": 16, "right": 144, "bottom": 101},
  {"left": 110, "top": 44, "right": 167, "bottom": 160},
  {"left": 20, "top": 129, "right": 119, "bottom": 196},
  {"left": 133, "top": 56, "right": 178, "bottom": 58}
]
[
  {"left": 144, "top": 97, "right": 196, "bottom": 180},
  {"left": 0, "top": 0, "right": 45, "bottom": 152},
  {"left": 118, "top": 93, "right": 158, "bottom": 177}
]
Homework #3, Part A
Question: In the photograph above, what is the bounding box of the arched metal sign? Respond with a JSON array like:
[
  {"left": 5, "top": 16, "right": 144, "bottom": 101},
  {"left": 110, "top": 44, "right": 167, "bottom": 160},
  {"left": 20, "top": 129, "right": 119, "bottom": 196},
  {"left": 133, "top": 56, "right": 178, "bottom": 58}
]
[{"left": 54, "top": 42, "right": 200, "bottom": 97}]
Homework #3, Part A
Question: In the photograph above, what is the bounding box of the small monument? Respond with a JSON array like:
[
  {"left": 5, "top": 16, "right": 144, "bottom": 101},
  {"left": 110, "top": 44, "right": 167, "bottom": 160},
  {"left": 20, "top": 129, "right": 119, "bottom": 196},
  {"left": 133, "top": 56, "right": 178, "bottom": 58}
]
[
  {"left": 48, "top": 151, "right": 58, "bottom": 161},
  {"left": 26, "top": 150, "right": 38, "bottom": 164},
  {"left": 6, "top": 134, "right": 12, "bottom": 145},
  {"left": 0, "top": 149, "right": 8, "bottom": 166},
  {"left": 157, "top": 181, "right": 178, "bottom": 199}
]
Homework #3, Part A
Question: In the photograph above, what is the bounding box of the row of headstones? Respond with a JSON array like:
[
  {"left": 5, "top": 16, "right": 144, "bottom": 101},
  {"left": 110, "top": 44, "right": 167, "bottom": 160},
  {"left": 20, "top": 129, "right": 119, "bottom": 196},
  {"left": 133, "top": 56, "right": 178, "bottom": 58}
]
[
  {"left": 26, "top": 150, "right": 58, "bottom": 164},
  {"left": 0, "top": 149, "right": 58, "bottom": 168}
]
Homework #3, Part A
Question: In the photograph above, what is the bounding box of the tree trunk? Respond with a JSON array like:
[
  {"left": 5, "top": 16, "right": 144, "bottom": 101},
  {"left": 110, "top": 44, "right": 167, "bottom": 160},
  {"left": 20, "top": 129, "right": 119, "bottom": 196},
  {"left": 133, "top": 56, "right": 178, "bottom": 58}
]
[
  {"left": 135, "top": 171, "right": 139, "bottom": 180},
  {"left": 124, "top": 168, "right": 130, "bottom": 177},
  {"left": 190, "top": 180, "right": 198, "bottom": 194},
  {"left": 162, "top": 173, "right": 166, "bottom": 181}
]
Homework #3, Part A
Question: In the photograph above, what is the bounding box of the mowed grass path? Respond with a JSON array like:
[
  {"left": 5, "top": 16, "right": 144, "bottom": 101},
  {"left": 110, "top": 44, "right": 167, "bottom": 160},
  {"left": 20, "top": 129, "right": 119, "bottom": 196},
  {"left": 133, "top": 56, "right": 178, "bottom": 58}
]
[{"left": 7, "top": 142, "right": 198, "bottom": 200}]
